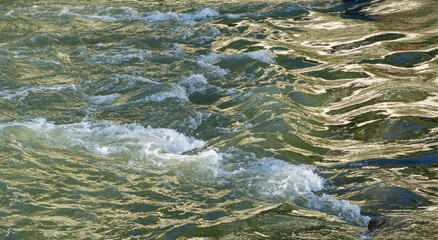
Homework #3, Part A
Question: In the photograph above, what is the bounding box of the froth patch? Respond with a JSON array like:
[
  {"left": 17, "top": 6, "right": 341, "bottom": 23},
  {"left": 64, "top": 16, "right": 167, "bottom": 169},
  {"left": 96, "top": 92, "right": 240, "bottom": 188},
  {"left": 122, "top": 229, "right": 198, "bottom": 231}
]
[
  {"left": 177, "top": 74, "right": 241, "bottom": 97},
  {"left": 178, "top": 74, "right": 209, "bottom": 95},
  {"left": 220, "top": 155, "right": 324, "bottom": 198},
  {"left": 57, "top": 7, "right": 219, "bottom": 23},
  {"left": 307, "top": 193, "right": 370, "bottom": 226},
  {"left": 58, "top": 6, "right": 118, "bottom": 21},
  {"left": 146, "top": 8, "right": 219, "bottom": 22},
  {"left": 142, "top": 84, "right": 189, "bottom": 103},
  {"left": 0, "top": 118, "right": 205, "bottom": 159},
  {"left": 223, "top": 50, "right": 276, "bottom": 65},
  {"left": 57, "top": 6, "right": 142, "bottom": 22},
  {"left": 91, "top": 93, "right": 121, "bottom": 105},
  {"left": 0, "top": 84, "right": 77, "bottom": 101},
  {"left": 254, "top": 160, "right": 325, "bottom": 196},
  {"left": 219, "top": 153, "right": 369, "bottom": 225},
  {"left": 0, "top": 118, "right": 369, "bottom": 225},
  {"left": 93, "top": 77, "right": 187, "bottom": 105},
  {"left": 197, "top": 53, "right": 226, "bottom": 63},
  {"left": 95, "top": 75, "right": 157, "bottom": 95},
  {"left": 86, "top": 47, "right": 152, "bottom": 64},
  {"left": 244, "top": 50, "right": 276, "bottom": 64}
]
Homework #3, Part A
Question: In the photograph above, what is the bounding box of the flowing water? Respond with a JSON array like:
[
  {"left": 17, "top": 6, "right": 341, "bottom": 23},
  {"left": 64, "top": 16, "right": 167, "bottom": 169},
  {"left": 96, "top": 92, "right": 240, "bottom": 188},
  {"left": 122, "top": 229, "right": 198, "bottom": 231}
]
[{"left": 1, "top": 0, "right": 438, "bottom": 239}]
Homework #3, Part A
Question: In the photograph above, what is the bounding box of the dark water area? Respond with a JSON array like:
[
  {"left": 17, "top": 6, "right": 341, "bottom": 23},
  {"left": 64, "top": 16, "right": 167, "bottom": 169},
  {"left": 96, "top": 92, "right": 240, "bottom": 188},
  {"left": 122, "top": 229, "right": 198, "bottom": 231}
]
[{"left": 1, "top": 0, "right": 438, "bottom": 239}]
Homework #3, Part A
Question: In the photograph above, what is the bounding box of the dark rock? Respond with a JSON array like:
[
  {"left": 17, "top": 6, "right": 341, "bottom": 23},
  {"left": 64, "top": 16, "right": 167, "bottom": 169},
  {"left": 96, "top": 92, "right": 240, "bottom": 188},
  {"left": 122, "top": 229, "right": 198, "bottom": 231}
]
[{"left": 368, "top": 216, "right": 388, "bottom": 232}]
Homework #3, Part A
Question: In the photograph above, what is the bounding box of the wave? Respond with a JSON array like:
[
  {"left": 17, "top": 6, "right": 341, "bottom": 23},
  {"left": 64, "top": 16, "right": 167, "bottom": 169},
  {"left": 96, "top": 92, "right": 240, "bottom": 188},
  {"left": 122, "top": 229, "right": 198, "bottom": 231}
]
[
  {"left": 146, "top": 8, "right": 219, "bottom": 22},
  {"left": 0, "top": 118, "right": 369, "bottom": 225},
  {"left": 57, "top": 6, "right": 219, "bottom": 22}
]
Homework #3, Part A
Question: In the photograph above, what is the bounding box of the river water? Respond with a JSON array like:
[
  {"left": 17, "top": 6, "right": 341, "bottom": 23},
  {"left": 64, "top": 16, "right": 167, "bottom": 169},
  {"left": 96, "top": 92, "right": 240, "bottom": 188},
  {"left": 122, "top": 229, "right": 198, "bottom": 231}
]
[{"left": 1, "top": 0, "right": 438, "bottom": 239}]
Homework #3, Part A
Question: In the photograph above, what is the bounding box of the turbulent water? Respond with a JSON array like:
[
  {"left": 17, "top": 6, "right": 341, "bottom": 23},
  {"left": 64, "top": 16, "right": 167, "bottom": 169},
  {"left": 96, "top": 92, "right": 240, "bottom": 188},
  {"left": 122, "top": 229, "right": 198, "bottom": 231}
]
[{"left": 1, "top": 0, "right": 438, "bottom": 239}]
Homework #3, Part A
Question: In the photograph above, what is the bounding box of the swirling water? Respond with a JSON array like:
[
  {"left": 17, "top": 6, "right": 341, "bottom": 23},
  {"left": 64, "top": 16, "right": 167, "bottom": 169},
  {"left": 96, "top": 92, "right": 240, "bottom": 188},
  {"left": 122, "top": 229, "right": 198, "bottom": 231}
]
[{"left": 1, "top": 0, "right": 438, "bottom": 239}]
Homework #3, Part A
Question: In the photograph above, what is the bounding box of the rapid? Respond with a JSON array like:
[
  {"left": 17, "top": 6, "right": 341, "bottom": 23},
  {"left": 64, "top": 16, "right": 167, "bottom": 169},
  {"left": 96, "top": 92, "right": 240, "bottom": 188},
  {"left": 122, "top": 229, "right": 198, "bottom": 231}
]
[{"left": 1, "top": 0, "right": 438, "bottom": 239}]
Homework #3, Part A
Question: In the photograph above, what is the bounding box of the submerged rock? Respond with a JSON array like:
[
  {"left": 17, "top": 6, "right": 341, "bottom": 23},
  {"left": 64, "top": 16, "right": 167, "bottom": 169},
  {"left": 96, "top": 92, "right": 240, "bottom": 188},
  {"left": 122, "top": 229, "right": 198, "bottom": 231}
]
[{"left": 368, "top": 216, "right": 388, "bottom": 232}]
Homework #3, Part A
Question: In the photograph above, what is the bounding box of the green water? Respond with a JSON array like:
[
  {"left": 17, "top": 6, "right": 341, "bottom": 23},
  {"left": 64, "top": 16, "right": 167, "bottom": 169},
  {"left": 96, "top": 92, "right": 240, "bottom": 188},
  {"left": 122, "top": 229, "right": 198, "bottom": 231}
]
[{"left": 1, "top": 0, "right": 438, "bottom": 239}]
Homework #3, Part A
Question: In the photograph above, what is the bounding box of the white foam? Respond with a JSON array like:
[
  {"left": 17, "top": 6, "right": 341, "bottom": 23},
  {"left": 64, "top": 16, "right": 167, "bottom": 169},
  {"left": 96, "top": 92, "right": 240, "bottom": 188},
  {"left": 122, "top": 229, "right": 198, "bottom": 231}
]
[
  {"left": 254, "top": 160, "right": 325, "bottom": 195},
  {"left": 120, "top": 6, "right": 139, "bottom": 16},
  {"left": 91, "top": 93, "right": 121, "bottom": 105},
  {"left": 143, "top": 90, "right": 189, "bottom": 103},
  {"left": 224, "top": 13, "right": 245, "bottom": 19},
  {"left": 0, "top": 118, "right": 210, "bottom": 166},
  {"left": 1, "top": 118, "right": 369, "bottom": 224},
  {"left": 146, "top": 8, "right": 219, "bottom": 22},
  {"left": 88, "top": 14, "right": 118, "bottom": 22},
  {"left": 146, "top": 11, "right": 178, "bottom": 22},
  {"left": 0, "top": 84, "right": 77, "bottom": 101},
  {"left": 186, "top": 8, "right": 219, "bottom": 20},
  {"left": 178, "top": 74, "right": 209, "bottom": 95},
  {"left": 197, "top": 52, "right": 226, "bottom": 63},
  {"left": 243, "top": 50, "right": 276, "bottom": 64},
  {"left": 114, "top": 75, "right": 156, "bottom": 85},
  {"left": 196, "top": 60, "right": 229, "bottom": 76},
  {"left": 165, "top": 23, "right": 220, "bottom": 44},
  {"left": 171, "top": 43, "right": 185, "bottom": 53},
  {"left": 142, "top": 84, "right": 188, "bottom": 103},
  {"left": 218, "top": 152, "right": 369, "bottom": 225},
  {"left": 57, "top": 6, "right": 135, "bottom": 22},
  {"left": 86, "top": 48, "right": 152, "bottom": 64},
  {"left": 93, "top": 77, "right": 187, "bottom": 104},
  {"left": 185, "top": 111, "right": 208, "bottom": 130},
  {"left": 29, "top": 33, "right": 61, "bottom": 43},
  {"left": 220, "top": 154, "right": 324, "bottom": 197},
  {"left": 58, "top": 7, "right": 70, "bottom": 16},
  {"left": 93, "top": 75, "right": 156, "bottom": 97},
  {"left": 146, "top": 127, "right": 205, "bottom": 154},
  {"left": 177, "top": 74, "right": 241, "bottom": 97},
  {"left": 197, "top": 26, "right": 221, "bottom": 44},
  {"left": 170, "top": 25, "right": 195, "bottom": 40},
  {"left": 307, "top": 193, "right": 370, "bottom": 225}
]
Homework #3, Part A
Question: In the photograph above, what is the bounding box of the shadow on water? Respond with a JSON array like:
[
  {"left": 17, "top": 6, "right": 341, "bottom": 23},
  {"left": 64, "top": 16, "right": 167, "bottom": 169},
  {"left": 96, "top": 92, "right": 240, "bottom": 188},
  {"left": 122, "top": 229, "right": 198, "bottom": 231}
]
[
  {"left": 332, "top": 153, "right": 438, "bottom": 170},
  {"left": 351, "top": 185, "right": 432, "bottom": 210},
  {"left": 331, "top": 33, "right": 406, "bottom": 53},
  {"left": 325, "top": 152, "right": 438, "bottom": 217},
  {"left": 319, "top": 0, "right": 384, "bottom": 21},
  {"left": 325, "top": 116, "right": 438, "bottom": 142},
  {"left": 363, "top": 49, "right": 438, "bottom": 67},
  {"left": 304, "top": 68, "right": 369, "bottom": 80},
  {"left": 340, "top": 0, "right": 385, "bottom": 21}
]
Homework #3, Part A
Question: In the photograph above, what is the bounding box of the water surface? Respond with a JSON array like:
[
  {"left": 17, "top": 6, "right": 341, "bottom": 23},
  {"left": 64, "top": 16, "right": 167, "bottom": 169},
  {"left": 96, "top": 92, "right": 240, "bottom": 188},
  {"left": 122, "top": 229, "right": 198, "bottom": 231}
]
[{"left": 1, "top": 0, "right": 438, "bottom": 239}]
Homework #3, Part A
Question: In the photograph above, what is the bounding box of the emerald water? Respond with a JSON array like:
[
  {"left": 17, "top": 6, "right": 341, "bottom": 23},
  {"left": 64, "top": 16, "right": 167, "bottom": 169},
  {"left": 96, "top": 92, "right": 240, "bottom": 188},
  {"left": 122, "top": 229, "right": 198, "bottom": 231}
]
[{"left": 1, "top": 0, "right": 438, "bottom": 239}]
